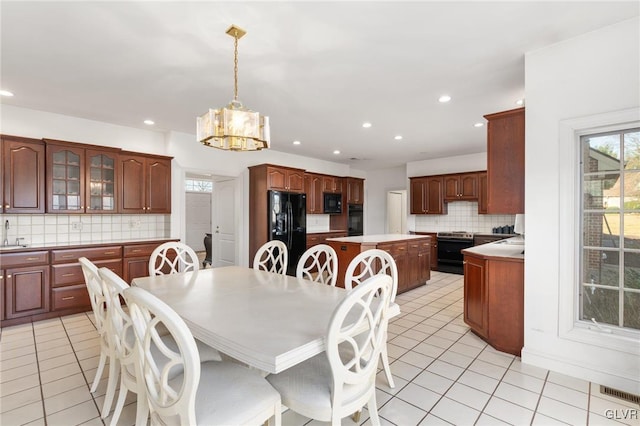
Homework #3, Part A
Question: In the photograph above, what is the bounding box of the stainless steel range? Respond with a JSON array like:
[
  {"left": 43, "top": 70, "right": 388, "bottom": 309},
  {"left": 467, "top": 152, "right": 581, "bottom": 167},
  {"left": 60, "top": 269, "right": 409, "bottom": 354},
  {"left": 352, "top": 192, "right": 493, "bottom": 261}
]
[{"left": 437, "top": 231, "right": 474, "bottom": 274}]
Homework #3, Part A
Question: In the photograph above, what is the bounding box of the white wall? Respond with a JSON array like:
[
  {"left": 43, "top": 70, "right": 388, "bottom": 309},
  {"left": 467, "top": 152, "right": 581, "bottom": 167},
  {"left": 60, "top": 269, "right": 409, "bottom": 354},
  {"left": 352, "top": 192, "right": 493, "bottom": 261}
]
[
  {"left": 364, "top": 165, "right": 407, "bottom": 234},
  {"left": 407, "top": 152, "right": 486, "bottom": 177},
  {"left": 523, "top": 17, "right": 640, "bottom": 394},
  {"left": 1, "top": 105, "right": 166, "bottom": 155}
]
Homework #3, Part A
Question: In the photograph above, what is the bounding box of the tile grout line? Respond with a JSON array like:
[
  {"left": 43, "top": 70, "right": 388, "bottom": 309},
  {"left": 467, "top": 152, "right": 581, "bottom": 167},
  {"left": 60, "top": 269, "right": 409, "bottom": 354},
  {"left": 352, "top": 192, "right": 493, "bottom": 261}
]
[{"left": 59, "top": 314, "right": 106, "bottom": 426}]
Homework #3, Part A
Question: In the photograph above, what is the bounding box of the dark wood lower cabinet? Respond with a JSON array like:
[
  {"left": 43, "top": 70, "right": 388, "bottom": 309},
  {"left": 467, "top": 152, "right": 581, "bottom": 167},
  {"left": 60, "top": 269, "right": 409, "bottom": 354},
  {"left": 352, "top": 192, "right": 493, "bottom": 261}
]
[
  {"left": 5, "top": 265, "right": 50, "bottom": 320},
  {"left": 0, "top": 239, "right": 175, "bottom": 327},
  {"left": 463, "top": 252, "right": 524, "bottom": 355},
  {"left": 327, "top": 236, "right": 431, "bottom": 293}
]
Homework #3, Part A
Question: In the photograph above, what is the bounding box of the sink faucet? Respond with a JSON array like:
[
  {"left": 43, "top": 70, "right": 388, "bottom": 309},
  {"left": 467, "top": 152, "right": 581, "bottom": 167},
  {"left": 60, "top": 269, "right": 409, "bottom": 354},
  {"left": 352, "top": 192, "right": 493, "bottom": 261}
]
[
  {"left": 15, "top": 237, "right": 25, "bottom": 246},
  {"left": 3, "top": 220, "right": 8, "bottom": 246}
]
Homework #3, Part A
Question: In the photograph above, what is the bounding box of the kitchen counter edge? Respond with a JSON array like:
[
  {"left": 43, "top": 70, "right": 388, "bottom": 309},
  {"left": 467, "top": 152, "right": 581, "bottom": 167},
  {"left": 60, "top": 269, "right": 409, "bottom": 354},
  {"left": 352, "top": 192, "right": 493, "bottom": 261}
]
[{"left": 462, "top": 237, "right": 525, "bottom": 261}]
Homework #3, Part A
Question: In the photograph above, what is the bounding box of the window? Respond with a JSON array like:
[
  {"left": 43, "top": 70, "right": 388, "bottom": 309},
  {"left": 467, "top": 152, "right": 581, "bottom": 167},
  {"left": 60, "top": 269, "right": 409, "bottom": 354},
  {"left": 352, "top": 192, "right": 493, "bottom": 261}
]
[
  {"left": 185, "top": 179, "right": 212, "bottom": 193},
  {"left": 581, "top": 128, "right": 640, "bottom": 331}
]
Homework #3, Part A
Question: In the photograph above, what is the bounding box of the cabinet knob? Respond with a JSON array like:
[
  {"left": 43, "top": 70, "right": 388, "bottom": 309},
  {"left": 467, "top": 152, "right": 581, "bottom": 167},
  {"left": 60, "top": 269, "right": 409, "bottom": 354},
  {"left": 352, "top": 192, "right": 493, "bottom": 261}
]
[
  {"left": 4, "top": 204, "right": 9, "bottom": 209},
  {"left": 7, "top": 274, "right": 12, "bottom": 278}
]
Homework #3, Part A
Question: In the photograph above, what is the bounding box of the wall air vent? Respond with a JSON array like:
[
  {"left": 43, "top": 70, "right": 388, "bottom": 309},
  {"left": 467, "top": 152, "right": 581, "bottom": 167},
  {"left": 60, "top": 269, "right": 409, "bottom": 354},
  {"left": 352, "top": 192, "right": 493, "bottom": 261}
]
[{"left": 599, "top": 385, "right": 640, "bottom": 405}]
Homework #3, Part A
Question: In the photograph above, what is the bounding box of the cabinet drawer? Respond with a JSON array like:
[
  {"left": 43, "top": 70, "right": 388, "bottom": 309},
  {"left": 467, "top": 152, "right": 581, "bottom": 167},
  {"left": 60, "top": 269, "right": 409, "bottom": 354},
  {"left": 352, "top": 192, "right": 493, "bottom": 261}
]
[
  {"left": 124, "top": 243, "right": 165, "bottom": 258},
  {"left": 51, "top": 246, "right": 122, "bottom": 264},
  {"left": 411, "top": 240, "right": 430, "bottom": 251},
  {"left": 0, "top": 251, "right": 49, "bottom": 267},
  {"left": 52, "top": 259, "right": 122, "bottom": 287},
  {"left": 379, "top": 242, "right": 407, "bottom": 256},
  {"left": 52, "top": 285, "right": 91, "bottom": 311}
]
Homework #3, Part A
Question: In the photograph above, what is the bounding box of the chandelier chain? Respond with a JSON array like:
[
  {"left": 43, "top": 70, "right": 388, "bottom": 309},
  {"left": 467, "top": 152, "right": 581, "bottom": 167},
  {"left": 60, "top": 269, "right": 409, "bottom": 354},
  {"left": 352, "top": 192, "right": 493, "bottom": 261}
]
[{"left": 233, "top": 31, "right": 239, "bottom": 101}]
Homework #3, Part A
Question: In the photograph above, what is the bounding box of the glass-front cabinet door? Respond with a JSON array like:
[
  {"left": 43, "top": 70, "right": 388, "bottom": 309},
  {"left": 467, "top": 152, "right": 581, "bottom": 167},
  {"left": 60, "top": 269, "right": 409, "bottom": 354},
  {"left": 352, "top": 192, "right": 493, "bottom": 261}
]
[
  {"left": 86, "top": 148, "right": 118, "bottom": 213},
  {"left": 47, "top": 144, "right": 85, "bottom": 213}
]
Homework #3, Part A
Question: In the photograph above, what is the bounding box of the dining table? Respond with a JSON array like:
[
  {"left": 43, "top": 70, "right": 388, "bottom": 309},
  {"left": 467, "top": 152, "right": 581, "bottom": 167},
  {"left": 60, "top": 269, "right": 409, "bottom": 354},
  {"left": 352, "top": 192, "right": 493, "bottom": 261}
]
[{"left": 132, "top": 265, "right": 400, "bottom": 374}]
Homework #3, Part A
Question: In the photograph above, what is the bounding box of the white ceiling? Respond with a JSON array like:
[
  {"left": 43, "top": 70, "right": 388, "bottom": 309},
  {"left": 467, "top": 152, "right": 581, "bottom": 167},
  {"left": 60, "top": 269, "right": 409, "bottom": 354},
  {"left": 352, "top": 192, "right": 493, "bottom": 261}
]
[{"left": 1, "top": 1, "right": 638, "bottom": 170}]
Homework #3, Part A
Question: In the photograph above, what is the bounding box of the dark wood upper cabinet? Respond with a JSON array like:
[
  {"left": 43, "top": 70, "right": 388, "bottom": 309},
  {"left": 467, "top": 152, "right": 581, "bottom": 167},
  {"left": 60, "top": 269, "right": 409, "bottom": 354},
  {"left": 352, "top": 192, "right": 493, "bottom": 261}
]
[
  {"left": 45, "top": 141, "right": 86, "bottom": 213},
  {"left": 444, "top": 172, "right": 478, "bottom": 201},
  {"left": 304, "top": 173, "right": 323, "bottom": 214},
  {"left": 346, "top": 177, "right": 364, "bottom": 204},
  {"left": 265, "top": 165, "right": 305, "bottom": 193},
  {"left": 410, "top": 176, "right": 446, "bottom": 215},
  {"left": 485, "top": 107, "right": 525, "bottom": 214},
  {"left": 46, "top": 140, "right": 122, "bottom": 214},
  {"left": 147, "top": 157, "right": 171, "bottom": 213},
  {"left": 1, "top": 135, "right": 45, "bottom": 213},
  {"left": 120, "top": 153, "right": 171, "bottom": 214},
  {"left": 322, "top": 176, "right": 343, "bottom": 194},
  {"left": 85, "top": 148, "right": 119, "bottom": 213}
]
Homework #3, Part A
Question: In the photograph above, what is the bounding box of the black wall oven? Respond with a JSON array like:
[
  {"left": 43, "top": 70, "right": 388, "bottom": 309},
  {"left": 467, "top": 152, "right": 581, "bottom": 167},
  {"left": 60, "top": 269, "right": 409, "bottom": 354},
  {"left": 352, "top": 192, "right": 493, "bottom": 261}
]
[
  {"left": 437, "top": 232, "right": 474, "bottom": 274},
  {"left": 347, "top": 204, "right": 363, "bottom": 236}
]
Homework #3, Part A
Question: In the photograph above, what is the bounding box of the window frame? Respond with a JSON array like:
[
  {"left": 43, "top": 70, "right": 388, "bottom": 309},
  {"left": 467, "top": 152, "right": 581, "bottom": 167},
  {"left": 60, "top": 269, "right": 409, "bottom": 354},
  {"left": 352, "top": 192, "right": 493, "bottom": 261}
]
[
  {"left": 185, "top": 178, "right": 213, "bottom": 193},
  {"left": 558, "top": 107, "right": 640, "bottom": 352}
]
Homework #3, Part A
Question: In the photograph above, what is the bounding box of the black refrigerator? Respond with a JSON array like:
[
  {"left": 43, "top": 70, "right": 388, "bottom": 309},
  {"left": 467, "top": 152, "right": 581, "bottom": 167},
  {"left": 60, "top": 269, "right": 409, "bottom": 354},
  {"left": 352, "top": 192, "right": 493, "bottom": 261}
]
[{"left": 268, "top": 190, "right": 306, "bottom": 276}]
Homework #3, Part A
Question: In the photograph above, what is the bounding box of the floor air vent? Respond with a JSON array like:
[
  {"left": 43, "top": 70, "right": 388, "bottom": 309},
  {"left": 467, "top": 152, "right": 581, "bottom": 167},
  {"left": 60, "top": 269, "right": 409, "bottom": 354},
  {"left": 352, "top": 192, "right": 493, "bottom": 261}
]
[{"left": 600, "top": 385, "right": 640, "bottom": 405}]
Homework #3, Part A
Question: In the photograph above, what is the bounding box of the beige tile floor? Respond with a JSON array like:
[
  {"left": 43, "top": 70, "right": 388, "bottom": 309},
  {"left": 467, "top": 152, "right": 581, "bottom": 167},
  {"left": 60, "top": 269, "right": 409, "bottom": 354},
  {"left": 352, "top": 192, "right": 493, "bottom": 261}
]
[{"left": 0, "top": 271, "right": 637, "bottom": 426}]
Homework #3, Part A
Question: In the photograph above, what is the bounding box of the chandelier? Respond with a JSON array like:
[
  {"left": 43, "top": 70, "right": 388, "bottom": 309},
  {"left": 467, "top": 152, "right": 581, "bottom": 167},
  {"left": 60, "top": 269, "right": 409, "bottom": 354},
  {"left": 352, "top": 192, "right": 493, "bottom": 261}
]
[{"left": 197, "top": 25, "right": 270, "bottom": 151}]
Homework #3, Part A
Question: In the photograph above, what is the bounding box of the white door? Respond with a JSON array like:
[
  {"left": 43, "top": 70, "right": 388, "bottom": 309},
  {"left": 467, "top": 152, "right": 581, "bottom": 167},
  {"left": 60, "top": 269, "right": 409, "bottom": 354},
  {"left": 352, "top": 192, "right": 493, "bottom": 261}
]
[
  {"left": 386, "top": 190, "right": 407, "bottom": 234},
  {"left": 185, "top": 192, "right": 212, "bottom": 251},
  {"left": 212, "top": 179, "right": 236, "bottom": 267}
]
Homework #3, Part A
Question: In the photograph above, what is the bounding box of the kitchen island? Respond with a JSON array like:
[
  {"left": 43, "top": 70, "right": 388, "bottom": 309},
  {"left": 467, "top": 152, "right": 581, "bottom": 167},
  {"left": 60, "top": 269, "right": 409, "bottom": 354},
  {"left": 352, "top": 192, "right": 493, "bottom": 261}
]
[
  {"left": 325, "top": 234, "right": 431, "bottom": 293},
  {"left": 462, "top": 237, "right": 524, "bottom": 355}
]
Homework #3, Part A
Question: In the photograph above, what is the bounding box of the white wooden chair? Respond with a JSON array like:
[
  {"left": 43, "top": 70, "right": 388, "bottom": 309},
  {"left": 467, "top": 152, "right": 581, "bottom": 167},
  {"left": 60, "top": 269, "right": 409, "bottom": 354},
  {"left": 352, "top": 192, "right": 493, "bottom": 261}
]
[
  {"left": 149, "top": 241, "right": 200, "bottom": 276},
  {"left": 344, "top": 249, "right": 399, "bottom": 388},
  {"left": 253, "top": 240, "right": 288, "bottom": 274},
  {"left": 296, "top": 244, "right": 338, "bottom": 286},
  {"left": 267, "top": 274, "right": 392, "bottom": 426},
  {"left": 99, "top": 268, "right": 221, "bottom": 426},
  {"left": 125, "top": 285, "right": 282, "bottom": 426},
  {"left": 79, "top": 257, "right": 119, "bottom": 418}
]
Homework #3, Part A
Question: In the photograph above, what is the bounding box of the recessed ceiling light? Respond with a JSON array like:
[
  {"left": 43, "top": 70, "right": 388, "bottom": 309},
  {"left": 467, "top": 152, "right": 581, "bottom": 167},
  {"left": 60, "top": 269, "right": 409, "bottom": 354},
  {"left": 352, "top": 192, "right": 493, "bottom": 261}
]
[
  {"left": 394, "top": 135, "right": 403, "bottom": 140},
  {"left": 362, "top": 122, "right": 372, "bottom": 128},
  {"left": 474, "top": 122, "right": 484, "bottom": 128},
  {"left": 0, "top": 90, "right": 14, "bottom": 97},
  {"left": 143, "top": 119, "right": 155, "bottom": 125},
  {"left": 292, "top": 140, "right": 301, "bottom": 145},
  {"left": 516, "top": 99, "right": 525, "bottom": 106},
  {"left": 438, "top": 95, "right": 451, "bottom": 103},
  {"left": 333, "top": 150, "right": 341, "bottom": 155}
]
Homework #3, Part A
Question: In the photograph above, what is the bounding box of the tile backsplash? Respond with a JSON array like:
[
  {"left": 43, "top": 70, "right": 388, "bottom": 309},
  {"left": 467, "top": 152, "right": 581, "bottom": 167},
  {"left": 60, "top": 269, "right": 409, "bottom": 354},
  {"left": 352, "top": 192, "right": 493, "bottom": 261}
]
[
  {"left": 0, "top": 214, "right": 170, "bottom": 246},
  {"left": 413, "top": 201, "right": 515, "bottom": 233}
]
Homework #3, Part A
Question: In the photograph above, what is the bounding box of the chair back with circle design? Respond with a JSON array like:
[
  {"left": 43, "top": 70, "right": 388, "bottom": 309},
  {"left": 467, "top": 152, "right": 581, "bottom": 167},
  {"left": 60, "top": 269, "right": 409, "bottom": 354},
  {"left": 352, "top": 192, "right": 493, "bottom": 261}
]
[
  {"left": 149, "top": 242, "right": 200, "bottom": 276},
  {"left": 326, "top": 274, "right": 392, "bottom": 421},
  {"left": 344, "top": 249, "right": 399, "bottom": 303},
  {"left": 125, "top": 286, "right": 201, "bottom": 425},
  {"left": 79, "top": 257, "right": 108, "bottom": 339},
  {"left": 253, "top": 240, "right": 288, "bottom": 275},
  {"left": 296, "top": 244, "right": 338, "bottom": 286}
]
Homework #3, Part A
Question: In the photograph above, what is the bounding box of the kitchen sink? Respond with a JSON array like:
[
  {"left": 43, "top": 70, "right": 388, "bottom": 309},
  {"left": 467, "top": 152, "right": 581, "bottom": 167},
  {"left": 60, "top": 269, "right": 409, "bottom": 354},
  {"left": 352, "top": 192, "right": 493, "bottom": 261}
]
[
  {"left": 0, "top": 244, "right": 29, "bottom": 251},
  {"left": 499, "top": 239, "right": 524, "bottom": 245}
]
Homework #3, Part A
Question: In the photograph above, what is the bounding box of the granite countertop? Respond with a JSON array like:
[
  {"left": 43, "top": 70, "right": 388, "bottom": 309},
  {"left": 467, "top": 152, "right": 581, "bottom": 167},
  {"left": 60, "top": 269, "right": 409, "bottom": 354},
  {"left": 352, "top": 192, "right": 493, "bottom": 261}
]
[
  {"left": 0, "top": 237, "right": 177, "bottom": 252},
  {"left": 462, "top": 236, "right": 525, "bottom": 260},
  {"left": 326, "top": 234, "right": 431, "bottom": 244}
]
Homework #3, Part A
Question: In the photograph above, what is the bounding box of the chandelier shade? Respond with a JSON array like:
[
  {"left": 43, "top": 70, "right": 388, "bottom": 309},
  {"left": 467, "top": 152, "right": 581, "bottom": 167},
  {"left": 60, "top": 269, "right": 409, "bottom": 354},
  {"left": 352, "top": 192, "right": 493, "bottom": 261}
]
[{"left": 197, "top": 25, "right": 270, "bottom": 151}]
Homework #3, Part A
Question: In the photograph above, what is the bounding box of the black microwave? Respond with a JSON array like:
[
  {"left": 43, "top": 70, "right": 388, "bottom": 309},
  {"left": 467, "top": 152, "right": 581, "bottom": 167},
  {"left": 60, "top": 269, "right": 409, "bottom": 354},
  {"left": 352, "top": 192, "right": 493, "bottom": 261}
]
[{"left": 323, "top": 193, "right": 342, "bottom": 214}]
